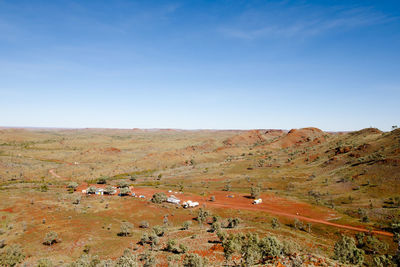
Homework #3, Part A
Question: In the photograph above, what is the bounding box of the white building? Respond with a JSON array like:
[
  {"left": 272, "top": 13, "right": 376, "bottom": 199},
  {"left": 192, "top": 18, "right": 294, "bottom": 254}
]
[{"left": 167, "top": 195, "right": 180, "bottom": 204}]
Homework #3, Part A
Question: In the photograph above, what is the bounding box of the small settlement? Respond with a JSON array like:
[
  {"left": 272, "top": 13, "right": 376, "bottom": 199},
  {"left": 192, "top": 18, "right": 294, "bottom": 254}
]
[{"left": 81, "top": 185, "right": 201, "bottom": 208}]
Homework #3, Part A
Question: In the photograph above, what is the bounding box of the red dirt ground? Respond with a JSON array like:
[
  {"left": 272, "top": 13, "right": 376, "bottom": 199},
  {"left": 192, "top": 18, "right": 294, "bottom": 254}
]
[
  {"left": 270, "top": 127, "right": 327, "bottom": 148},
  {"left": 126, "top": 187, "right": 393, "bottom": 237}
]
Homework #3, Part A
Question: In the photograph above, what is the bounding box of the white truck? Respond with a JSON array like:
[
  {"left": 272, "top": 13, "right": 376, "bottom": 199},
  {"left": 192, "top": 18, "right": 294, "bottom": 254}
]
[
  {"left": 253, "top": 198, "right": 262, "bottom": 205},
  {"left": 182, "top": 200, "right": 199, "bottom": 208}
]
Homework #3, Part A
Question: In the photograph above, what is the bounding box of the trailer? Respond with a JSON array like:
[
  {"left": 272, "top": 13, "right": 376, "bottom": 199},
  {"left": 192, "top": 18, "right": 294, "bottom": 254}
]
[{"left": 167, "top": 195, "right": 181, "bottom": 205}]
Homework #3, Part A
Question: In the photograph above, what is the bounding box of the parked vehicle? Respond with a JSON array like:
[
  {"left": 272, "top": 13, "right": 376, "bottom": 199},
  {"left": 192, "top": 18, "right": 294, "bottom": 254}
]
[{"left": 253, "top": 198, "right": 262, "bottom": 204}]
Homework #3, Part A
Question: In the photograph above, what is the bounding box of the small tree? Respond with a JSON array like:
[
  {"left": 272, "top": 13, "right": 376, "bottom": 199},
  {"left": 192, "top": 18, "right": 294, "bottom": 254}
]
[
  {"left": 43, "top": 231, "right": 59, "bottom": 246},
  {"left": 120, "top": 187, "right": 131, "bottom": 196},
  {"left": 117, "top": 180, "right": 129, "bottom": 188},
  {"left": 72, "top": 195, "right": 81, "bottom": 205},
  {"left": 67, "top": 182, "right": 79, "bottom": 191},
  {"left": 119, "top": 222, "right": 133, "bottom": 236},
  {"left": 293, "top": 218, "right": 304, "bottom": 231},
  {"left": 241, "top": 233, "right": 261, "bottom": 266},
  {"left": 87, "top": 186, "right": 97, "bottom": 194},
  {"left": 149, "top": 233, "right": 159, "bottom": 251},
  {"left": 250, "top": 186, "right": 261, "bottom": 199},
  {"left": 39, "top": 184, "right": 48, "bottom": 192},
  {"left": 226, "top": 217, "right": 240, "bottom": 228},
  {"left": 373, "top": 255, "right": 393, "bottom": 267},
  {"left": 179, "top": 243, "right": 188, "bottom": 254},
  {"left": 334, "top": 235, "right": 364, "bottom": 265},
  {"left": 152, "top": 225, "right": 165, "bottom": 237},
  {"left": 182, "top": 221, "right": 192, "bottom": 230},
  {"left": 151, "top": 192, "right": 167, "bottom": 204},
  {"left": 259, "top": 235, "right": 282, "bottom": 259},
  {"left": 210, "top": 221, "right": 221, "bottom": 233},
  {"left": 140, "top": 251, "right": 156, "bottom": 267},
  {"left": 37, "top": 258, "right": 53, "bottom": 267},
  {"left": 271, "top": 218, "right": 280, "bottom": 229},
  {"left": 140, "top": 221, "right": 150, "bottom": 228},
  {"left": 140, "top": 233, "right": 150, "bottom": 245},
  {"left": 210, "top": 196, "right": 216, "bottom": 202},
  {"left": 197, "top": 208, "right": 210, "bottom": 226},
  {"left": 364, "top": 235, "right": 388, "bottom": 255},
  {"left": 183, "top": 253, "right": 208, "bottom": 267},
  {"left": 223, "top": 183, "right": 231, "bottom": 191},
  {"left": 221, "top": 234, "right": 242, "bottom": 263},
  {"left": 165, "top": 239, "right": 177, "bottom": 253},
  {"left": 97, "top": 177, "right": 108, "bottom": 184},
  {"left": 178, "top": 182, "right": 184, "bottom": 192},
  {"left": 104, "top": 185, "right": 115, "bottom": 195},
  {"left": 116, "top": 249, "right": 138, "bottom": 266},
  {"left": 0, "top": 244, "right": 25, "bottom": 266}
]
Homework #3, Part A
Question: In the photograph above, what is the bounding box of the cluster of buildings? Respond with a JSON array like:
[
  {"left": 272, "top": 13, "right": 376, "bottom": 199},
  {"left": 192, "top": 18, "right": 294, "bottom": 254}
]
[
  {"left": 81, "top": 185, "right": 261, "bottom": 207},
  {"left": 166, "top": 194, "right": 199, "bottom": 208},
  {"left": 81, "top": 186, "right": 145, "bottom": 198}
]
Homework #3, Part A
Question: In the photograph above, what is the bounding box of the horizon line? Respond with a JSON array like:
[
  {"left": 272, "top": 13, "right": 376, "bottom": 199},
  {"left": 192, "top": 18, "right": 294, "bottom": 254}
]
[{"left": 0, "top": 125, "right": 380, "bottom": 133}]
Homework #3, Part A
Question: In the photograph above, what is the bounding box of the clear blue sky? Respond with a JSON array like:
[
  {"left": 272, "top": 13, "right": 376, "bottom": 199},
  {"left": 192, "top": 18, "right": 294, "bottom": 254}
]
[{"left": 1, "top": 0, "right": 399, "bottom": 131}]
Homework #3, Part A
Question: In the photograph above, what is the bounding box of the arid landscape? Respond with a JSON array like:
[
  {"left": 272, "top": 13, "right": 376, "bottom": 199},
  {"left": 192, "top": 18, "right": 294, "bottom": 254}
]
[
  {"left": 1, "top": 1, "right": 400, "bottom": 266},
  {"left": 1, "top": 127, "right": 399, "bottom": 266}
]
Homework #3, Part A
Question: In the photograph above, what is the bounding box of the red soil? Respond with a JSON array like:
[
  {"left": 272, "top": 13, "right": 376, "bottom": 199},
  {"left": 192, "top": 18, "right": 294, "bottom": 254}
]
[
  {"left": 271, "top": 127, "right": 327, "bottom": 148},
  {"left": 0, "top": 207, "right": 13, "bottom": 213},
  {"left": 127, "top": 188, "right": 393, "bottom": 237},
  {"left": 223, "top": 130, "right": 265, "bottom": 146}
]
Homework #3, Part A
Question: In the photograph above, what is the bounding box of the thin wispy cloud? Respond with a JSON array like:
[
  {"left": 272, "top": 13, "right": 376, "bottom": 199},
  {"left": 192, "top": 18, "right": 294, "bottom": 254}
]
[{"left": 219, "top": 5, "right": 395, "bottom": 40}]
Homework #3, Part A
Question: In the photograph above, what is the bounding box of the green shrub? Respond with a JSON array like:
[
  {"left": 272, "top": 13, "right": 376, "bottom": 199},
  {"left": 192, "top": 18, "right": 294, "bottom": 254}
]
[
  {"left": 333, "top": 235, "right": 364, "bottom": 265},
  {"left": 37, "top": 258, "right": 53, "bottom": 267},
  {"left": 117, "top": 180, "right": 129, "bottom": 188},
  {"left": 68, "top": 254, "right": 100, "bottom": 267},
  {"left": 183, "top": 253, "right": 208, "bottom": 267},
  {"left": 152, "top": 225, "right": 165, "bottom": 237},
  {"left": 271, "top": 218, "right": 280, "bottom": 229},
  {"left": 259, "top": 236, "right": 282, "bottom": 258},
  {"left": 250, "top": 186, "right": 261, "bottom": 199},
  {"left": 197, "top": 208, "right": 210, "bottom": 226},
  {"left": 0, "top": 244, "right": 25, "bottom": 266},
  {"left": 97, "top": 177, "right": 108, "bottom": 184},
  {"left": 226, "top": 217, "right": 240, "bottom": 228},
  {"left": 140, "top": 251, "right": 156, "bottom": 267},
  {"left": 140, "top": 221, "right": 150, "bottom": 229},
  {"left": 119, "top": 222, "right": 133, "bottom": 236},
  {"left": 373, "top": 255, "right": 393, "bottom": 267},
  {"left": 165, "top": 239, "right": 177, "bottom": 252},
  {"left": 87, "top": 186, "right": 96, "bottom": 194},
  {"left": 116, "top": 249, "right": 138, "bottom": 266},
  {"left": 67, "top": 182, "right": 79, "bottom": 191},
  {"left": 364, "top": 235, "right": 388, "bottom": 255},
  {"left": 39, "top": 184, "right": 48, "bottom": 192},
  {"left": 120, "top": 187, "right": 131, "bottom": 196},
  {"left": 182, "top": 221, "right": 192, "bottom": 230},
  {"left": 179, "top": 243, "right": 188, "bottom": 254},
  {"left": 241, "top": 233, "right": 261, "bottom": 266},
  {"left": 210, "top": 221, "right": 221, "bottom": 233},
  {"left": 104, "top": 185, "right": 115, "bottom": 195},
  {"left": 282, "top": 240, "right": 299, "bottom": 256},
  {"left": 151, "top": 193, "right": 167, "bottom": 204},
  {"left": 43, "top": 231, "right": 59, "bottom": 246}
]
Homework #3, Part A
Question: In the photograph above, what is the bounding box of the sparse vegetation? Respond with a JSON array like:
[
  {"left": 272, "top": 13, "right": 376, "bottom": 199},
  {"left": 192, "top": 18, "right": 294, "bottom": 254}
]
[{"left": 119, "top": 222, "right": 133, "bottom": 236}]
